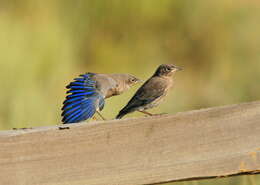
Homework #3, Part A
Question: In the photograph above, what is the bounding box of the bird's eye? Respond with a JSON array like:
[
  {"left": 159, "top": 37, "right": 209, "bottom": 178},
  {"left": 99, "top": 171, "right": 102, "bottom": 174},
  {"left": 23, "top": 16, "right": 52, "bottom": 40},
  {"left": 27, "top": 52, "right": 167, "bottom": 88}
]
[
  {"left": 129, "top": 78, "right": 135, "bottom": 83},
  {"left": 166, "top": 67, "right": 171, "bottom": 71},
  {"left": 131, "top": 78, "right": 136, "bottom": 82}
]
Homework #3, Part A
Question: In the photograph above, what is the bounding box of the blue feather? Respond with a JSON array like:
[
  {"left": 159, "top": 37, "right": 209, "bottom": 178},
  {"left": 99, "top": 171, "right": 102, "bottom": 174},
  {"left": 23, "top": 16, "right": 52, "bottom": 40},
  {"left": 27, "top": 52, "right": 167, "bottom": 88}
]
[
  {"left": 74, "top": 102, "right": 96, "bottom": 122},
  {"left": 67, "top": 111, "right": 83, "bottom": 123},
  {"left": 63, "top": 96, "right": 84, "bottom": 104},
  {"left": 63, "top": 109, "right": 82, "bottom": 122},
  {"left": 80, "top": 74, "right": 92, "bottom": 78},
  {"left": 62, "top": 104, "right": 81, "bottom": 116},
  {"left": 74, "top": 78, "right": 85, "bottom": 82},
  {"left": 62, "top": 100, "right": 81, "bottom": 110},
  {"left": 67, "top": 92, "right": 95, "bottom": 98},
  {"left": 70, "top": 81, "right": 85, "bottom": 85},
  {"left": 79, "top": 74, "right": 87, "bottom": 78},
  {"left": 66, "top": 85, "right": 95, "bottom": 90},
  {"left": 66, "top": 89, "right": 86, "bottom": 94},
  {"left": 66, "top": 98, "right": 96, "bottom": 123},
  {"left": 62, "top": 72, "right": 105, "bottom": 124}
]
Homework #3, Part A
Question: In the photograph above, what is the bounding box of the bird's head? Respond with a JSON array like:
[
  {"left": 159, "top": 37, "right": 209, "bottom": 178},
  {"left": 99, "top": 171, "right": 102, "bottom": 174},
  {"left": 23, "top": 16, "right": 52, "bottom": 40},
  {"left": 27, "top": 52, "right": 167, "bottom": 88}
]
[
  {"left": 111, "top": 74, "right": 141, "bottom": 95},
  {"left": 125, "top": 74, "right": 142, "bottom": 87},
  {"left": 154, "top": 64, "right": 182, "bottom": 77}
]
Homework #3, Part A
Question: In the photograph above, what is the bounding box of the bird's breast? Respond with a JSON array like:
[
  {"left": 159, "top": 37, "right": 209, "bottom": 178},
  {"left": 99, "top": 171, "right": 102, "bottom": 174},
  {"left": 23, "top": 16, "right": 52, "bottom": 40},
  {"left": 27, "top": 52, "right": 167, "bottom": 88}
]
[{"left": 164, "top": 77, "right": 173, "bottom": 89}]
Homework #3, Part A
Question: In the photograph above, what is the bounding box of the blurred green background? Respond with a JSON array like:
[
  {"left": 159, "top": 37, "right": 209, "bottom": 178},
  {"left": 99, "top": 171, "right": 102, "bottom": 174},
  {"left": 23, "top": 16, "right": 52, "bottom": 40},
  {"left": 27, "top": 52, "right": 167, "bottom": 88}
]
[{"left": 0, "top": 0, "right": 260, "bottom": 184}]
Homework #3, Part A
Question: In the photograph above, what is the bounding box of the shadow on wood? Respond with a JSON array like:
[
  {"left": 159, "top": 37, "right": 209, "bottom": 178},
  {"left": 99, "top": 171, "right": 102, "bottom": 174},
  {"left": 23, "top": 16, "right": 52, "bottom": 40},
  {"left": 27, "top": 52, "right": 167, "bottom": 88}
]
[{"left": 0, "top": 101, "right": 260, "bottom": 185}]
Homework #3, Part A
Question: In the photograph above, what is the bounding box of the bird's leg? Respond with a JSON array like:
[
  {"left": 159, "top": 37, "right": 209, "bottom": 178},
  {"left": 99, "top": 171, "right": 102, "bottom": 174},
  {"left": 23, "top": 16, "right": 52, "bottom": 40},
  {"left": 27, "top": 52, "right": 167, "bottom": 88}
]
[
  {"left": 138, "top": 110, "right": 154, "bottom": 116},
  {"left": 96, "top": 111, "right": 106, "bottom": 120}
]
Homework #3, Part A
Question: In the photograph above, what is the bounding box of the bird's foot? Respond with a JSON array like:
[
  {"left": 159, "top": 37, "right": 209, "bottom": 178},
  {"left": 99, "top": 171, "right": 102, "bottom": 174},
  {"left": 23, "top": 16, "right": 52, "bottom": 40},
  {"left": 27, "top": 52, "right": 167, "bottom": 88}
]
[{"left": 138, "top": 110, "right": 167, "bottom": 117}]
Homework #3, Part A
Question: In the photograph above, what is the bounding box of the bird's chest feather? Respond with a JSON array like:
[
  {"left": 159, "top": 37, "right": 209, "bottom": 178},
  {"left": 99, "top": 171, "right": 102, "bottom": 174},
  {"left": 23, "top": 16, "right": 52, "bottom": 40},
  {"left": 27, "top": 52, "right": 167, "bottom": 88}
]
[
  {"left": 164, "top": 78, "right": 173, "bottom": 93},
  {"left": 144, "top": 77, "right": 173, "bottom": 109},
  {"left": 158, "top": 77, "right": 173, "bottom": 95}
]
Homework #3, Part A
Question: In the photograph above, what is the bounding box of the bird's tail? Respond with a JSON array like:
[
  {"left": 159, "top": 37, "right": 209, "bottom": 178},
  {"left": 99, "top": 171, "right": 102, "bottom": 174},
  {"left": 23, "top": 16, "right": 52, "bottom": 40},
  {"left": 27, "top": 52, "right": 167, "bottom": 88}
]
[
  {"left": 116, "top": 110, "right": 128, "bottom": 119},
  {"left": 116, "top": 106, "right": 135, "bottom": 119},
  {"left": 61, "top": 73, "right": 105, "bottom": 124}
]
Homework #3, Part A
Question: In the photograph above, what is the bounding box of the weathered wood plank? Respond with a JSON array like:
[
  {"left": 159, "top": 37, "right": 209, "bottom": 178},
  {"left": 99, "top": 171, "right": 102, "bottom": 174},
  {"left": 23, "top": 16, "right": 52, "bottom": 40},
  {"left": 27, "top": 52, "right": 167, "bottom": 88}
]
[{"left": 0, "top": 101, "right": 260, "bottom": 185}]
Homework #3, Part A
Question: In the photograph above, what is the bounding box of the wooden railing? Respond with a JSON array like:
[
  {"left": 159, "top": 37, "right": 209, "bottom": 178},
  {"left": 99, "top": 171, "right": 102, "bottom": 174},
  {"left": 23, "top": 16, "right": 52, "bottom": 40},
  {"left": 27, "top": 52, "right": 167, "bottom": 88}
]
[{"left": 1, "top": 101, "right": 260, "bottom": 185}]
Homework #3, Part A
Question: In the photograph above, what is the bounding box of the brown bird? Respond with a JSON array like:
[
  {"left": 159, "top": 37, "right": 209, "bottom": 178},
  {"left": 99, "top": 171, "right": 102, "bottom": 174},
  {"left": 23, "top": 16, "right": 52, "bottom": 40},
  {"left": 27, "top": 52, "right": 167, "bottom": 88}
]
[{"left": 116, "top": 64, "right": 182, "bottom": 119}]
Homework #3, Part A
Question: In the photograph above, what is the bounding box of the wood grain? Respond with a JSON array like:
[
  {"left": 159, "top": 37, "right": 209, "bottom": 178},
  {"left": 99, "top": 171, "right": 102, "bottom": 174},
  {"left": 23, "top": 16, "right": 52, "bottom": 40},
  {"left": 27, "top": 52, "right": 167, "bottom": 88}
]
[{"left": 0, "top": 101, "right": 260, "bottom": 185}]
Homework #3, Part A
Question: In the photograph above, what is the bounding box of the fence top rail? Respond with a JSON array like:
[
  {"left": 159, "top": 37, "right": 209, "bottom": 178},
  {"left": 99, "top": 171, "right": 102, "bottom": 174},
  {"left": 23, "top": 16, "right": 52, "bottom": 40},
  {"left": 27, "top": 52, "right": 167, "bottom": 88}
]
[{"left": 1, "top": 101, "right": 260, "bottom": 185}]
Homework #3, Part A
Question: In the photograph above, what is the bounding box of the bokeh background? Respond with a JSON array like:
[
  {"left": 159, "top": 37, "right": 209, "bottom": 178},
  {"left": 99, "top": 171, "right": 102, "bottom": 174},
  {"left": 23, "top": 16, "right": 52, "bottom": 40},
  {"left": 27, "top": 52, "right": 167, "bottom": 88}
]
[{"left": 1, "top": 0, "right": 260, "bottom": 184}]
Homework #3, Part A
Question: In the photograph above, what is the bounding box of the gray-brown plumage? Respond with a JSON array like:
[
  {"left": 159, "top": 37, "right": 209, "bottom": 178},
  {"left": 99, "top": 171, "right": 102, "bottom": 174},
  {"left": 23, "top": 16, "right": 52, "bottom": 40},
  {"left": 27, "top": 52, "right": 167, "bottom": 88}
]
[{"left": 116, "top": 64, "right": 182, "bottom": 119}]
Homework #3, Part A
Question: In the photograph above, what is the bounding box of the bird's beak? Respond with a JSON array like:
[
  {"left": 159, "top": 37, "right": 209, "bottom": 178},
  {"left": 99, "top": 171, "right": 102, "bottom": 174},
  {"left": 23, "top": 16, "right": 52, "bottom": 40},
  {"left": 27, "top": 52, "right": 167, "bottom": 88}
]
[
  {"left": 137, "top": 79, "right": 144, "bottom": 83},
  {"left": 174, "top": 66, "right": 183, "bottom": 71}
]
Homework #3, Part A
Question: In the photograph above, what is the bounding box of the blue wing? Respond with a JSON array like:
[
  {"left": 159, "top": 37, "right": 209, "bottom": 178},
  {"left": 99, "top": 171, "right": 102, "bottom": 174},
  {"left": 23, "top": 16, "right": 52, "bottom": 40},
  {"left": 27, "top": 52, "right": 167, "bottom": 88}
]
[{"left": 61, "top": 73, "right": 105, "bottom": 124}]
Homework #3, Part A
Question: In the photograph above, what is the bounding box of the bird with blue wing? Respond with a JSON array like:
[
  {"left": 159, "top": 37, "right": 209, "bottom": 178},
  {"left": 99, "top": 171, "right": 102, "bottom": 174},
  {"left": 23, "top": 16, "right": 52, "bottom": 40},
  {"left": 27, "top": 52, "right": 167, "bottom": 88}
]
[
  {"left": 116, "top": 64, "right": 182, "bottom": 119},
  {"left": 62, "top": 72, "right": 140, "bottom": 124}
]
